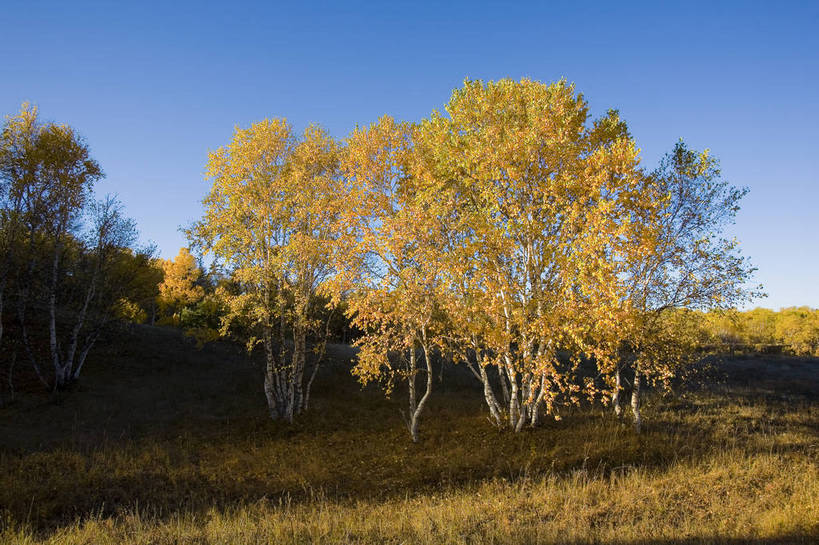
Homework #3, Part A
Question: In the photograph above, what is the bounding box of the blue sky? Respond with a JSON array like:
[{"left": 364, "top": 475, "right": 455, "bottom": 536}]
[{"left": 1, "top": 1, "right": 817, "bottom": 309}]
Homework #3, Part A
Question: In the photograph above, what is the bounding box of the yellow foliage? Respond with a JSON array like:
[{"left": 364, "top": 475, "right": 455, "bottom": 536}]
[
  {"left": 113, "top": 297, "right": 147, "bottom": 324},
  {"left": 157, "top": 247, "right": 204, "bottom": 317}
]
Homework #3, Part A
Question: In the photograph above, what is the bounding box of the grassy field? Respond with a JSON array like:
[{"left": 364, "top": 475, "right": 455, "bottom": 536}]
[{"left": 0, "top": 325, "right": 817, "bottom": 544}]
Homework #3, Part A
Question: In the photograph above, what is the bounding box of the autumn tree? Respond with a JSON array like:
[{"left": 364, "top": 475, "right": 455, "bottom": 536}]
[
  {"left": 0, "top": 104, "right": 40, "bottom": 359},
  {"left": 330, "top": 116, "right": 447, "bottom": 442},
  {"left": 0, "top": 104, "right": 150, "bottom": 393},
  {"left": 157, "top": 247, "right": 204, "bottom": 323},
  {"left": 610, "top": 141, "right": 758, "bottom": 431},
  {"left": 119, "top": 251, "right": 163, "bottom": 326},
  {"left": 0, "top": 104, "right": 105, "bottom": 389},
  {"left": 697, "top": 307, "right": 819, "bottom": 357},
  {"left": 411, "top": 79, "right": 660, "bottom": 431},
  {"left": 742, "top": 307, "right": 777, "bottom": 350},
  {"left": 190, "top": 119, "right": 342, "bottom": 421},
  {"left": 774, "top": 307, "right": 819, "bottom": 356}
]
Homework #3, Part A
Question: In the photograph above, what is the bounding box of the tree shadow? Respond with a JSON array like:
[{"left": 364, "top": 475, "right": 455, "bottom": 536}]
[{"left": 1, "top": 328, "right": 816, "bottom": 538}]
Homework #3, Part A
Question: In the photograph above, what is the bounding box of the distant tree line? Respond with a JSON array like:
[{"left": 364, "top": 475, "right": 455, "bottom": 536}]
[{"left": 700, "top": 307, "right": 819, "bottom": 356}]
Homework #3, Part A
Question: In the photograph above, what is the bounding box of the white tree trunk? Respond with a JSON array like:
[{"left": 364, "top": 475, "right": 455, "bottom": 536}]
[
  {"left": 505, "top": 360, "right": 520, "bottom": 429},
  {"left": 406, "top": 345, "right": 416, "bottom": 435},
  {"left": 631, "top": 371, "right": 642, "bottom": 433},
  {"left": 49, "top": 237, "right": 63, "bottom": 388},
  {"left": 478, "top": 362, "right": 504, "bottom": 426},
  {"left": 613, "top": 366, "right": 622, "bottom": 416},
  {"left": 515, "top": 371, "right": 532, "bottom": 433},
  {"left": 72, "top": 331, "right": 100, "bottom": 381},
  {"left": 263, "top": 330, "right": 279, "bottom": 419},
  {"left": 407, "top": 334, "right": 434, "bottom": 443},
  {"left": 65, "top": 263, "right": 99, "bottom": 380},
  {"left": 497, "top": 364, "right": 510, "bottom": 406},
  {"left": 530, "top": 372, "right": 547, "bottom": 427},
  {"left": 303, "top": 344, "right": 322, "bottom": 412},
  {"left": 262, "top": 325, "right": 315, "bottom": 423}
]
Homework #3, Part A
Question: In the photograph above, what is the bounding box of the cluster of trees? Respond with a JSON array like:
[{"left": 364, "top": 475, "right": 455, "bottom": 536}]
[
  {"left": 702, "top": 307, "right": 819, "bottom": 356},
  {"left": 13, "top": 81, "right": 799, "bottom": 442},
  {"left": 0, "top": 105, "right": 158, "bottom": 402},
  {"left": 188, "top": 78, "right": 759, "bottom": 439}
]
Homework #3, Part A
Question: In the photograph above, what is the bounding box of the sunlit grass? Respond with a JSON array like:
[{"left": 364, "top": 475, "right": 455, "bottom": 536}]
[
  {"left": 3, "top": 451, "right": 816, "bottom": 544},
  {"left": 1, "top": 326, "right": 817, "bottom": 544}
]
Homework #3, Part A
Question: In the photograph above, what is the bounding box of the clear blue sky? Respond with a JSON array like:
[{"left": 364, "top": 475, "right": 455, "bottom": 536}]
[{"left": 1, "top": 1, "right": 817, "bottom": 309}]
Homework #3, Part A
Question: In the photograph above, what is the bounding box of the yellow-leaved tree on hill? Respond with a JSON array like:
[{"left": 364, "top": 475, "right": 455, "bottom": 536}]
[
  {"left": 189, "top": 119, "right": 341, "bottom": 422},
  {"left": 1, "top": 103, "right": 149, "bottom": 392},
  {"left": 157, "top": 247, "right": 204, "bottom": 324}
]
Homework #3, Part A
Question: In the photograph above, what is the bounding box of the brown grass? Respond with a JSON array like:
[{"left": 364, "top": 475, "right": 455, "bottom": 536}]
[{"left": 1, "top": 325, "right": 817, "bottom": 544}]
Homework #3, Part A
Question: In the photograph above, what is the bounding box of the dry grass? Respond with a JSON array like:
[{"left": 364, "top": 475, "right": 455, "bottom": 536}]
[{"left": 1, "top": 326, "right": 817, "bottom": 544}]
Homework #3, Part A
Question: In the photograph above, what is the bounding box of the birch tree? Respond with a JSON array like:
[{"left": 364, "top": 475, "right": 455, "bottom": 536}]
[
  {"left": 0, "top": 104, "right": 113, "bottom": 389},
  {"left": 190, "top": 120, "right": 341, "bottom": 422},
  {"left": 1, "top": 104, "right": 148, "bottom": 390},
  {"left": 53, "top": 195, "right": 139, "bottom": 387},
  {"left": 332, "top": 116, "right": 446, "bottom": 442},
  {"left": 37, "top": 119, "right": 105, "bottom": 389},
  {"left": 610, "top": 141, "right": 758, "bottom": 431},
  {"left": 0, "top": 105, "right": 37, "bottom": 359},
  {"left": 415, "top": 79, "right": 658, "bottom": 430}
]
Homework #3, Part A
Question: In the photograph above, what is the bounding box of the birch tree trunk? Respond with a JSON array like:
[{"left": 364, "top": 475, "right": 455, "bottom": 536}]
[
  {"left": 263, "top": 327, "right": 279, "bottom": 420},
  {"left": 631, "top": 370, "right": 642, "bottom": 433},
  {"left": 406, "top": 331, "right": 434, "bottom": 443},
  {"left": 406, "top": 344, "right": 417, "bottom": 438},
  {"left": 515, "top": 371, "right": 532, "bottom": 433},
  {"left": 613, "top": 365, "right": 622, "bottom": 416},
  {"left": 48, "top": 235, "right": 63, "bottom": 389},
  {"left": 530, "top": 372, "right": 547, "bottom": 427},
  {"left": 262, "top": 322, "right": 315, "bottom": 422},
  {"left": 410, "top": 341, "right": 434, "bottom": 442},
  {"left": 71, "top": 331, "right": 100, "bottom": 381},
  {"left": 478, "top": 361, "right": 504, "bottom": 426},
  {"left": 497, "top": 364, "right": 510, "bottom": 406},
  {"left": 64, "top": 256, "right": 100, "bottom": 384},
  {"left": 303, "top": 345, "right": 321, "bottom": 412},
  {"left": 406, "top": 343, "right": 417, "bottom": 428},
  {"left": 474, "top": 360, "right": 549, "bottom": 430},
  {"left": 505, "top": 361, "right": 520, "bottom": 429},
  {"left": 303, "top": 312, "right": 333, "bottom": 412}
]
